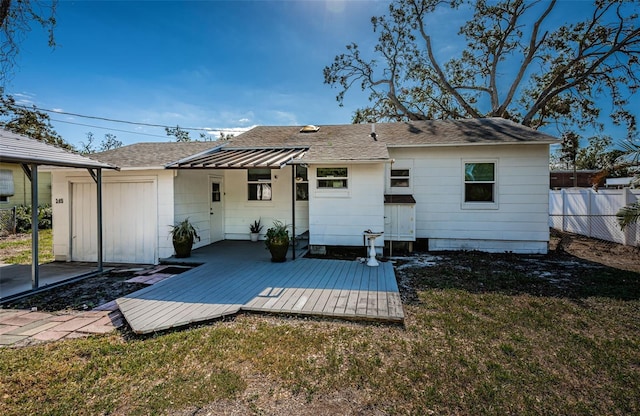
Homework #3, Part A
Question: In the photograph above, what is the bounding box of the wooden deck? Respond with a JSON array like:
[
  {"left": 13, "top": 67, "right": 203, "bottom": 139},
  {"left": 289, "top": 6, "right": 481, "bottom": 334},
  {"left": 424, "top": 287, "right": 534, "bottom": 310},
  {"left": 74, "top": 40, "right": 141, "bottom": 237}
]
[{"left": 117, "top": 247, "right": 404, "bottom": 334}]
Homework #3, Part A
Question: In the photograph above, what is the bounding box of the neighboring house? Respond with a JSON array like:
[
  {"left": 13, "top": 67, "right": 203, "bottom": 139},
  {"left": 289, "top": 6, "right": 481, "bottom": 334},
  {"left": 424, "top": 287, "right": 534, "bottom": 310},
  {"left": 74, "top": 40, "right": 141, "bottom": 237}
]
[
  {"left": 0, "top": 162, "right": 52, "bottom": 208},
  {"left": 50, "top": 118, "right": 557, "bottom": 264}
]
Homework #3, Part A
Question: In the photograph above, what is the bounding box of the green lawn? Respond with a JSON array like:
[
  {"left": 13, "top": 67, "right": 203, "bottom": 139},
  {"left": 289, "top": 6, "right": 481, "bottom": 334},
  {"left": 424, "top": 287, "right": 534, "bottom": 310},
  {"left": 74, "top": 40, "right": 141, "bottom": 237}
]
[
  {"left": 0, "top": 229, "right": 54, "bottom": 264},
  {"left": 1, "top": 273, "right": 639, "bottom": 415}
]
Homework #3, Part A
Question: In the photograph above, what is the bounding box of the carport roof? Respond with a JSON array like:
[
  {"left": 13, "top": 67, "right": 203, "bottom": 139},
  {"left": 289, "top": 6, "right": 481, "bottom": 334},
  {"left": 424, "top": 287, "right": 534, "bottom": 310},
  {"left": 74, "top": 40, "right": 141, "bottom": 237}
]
[{"left": 0, "top": 129, "right": 117, "bottom": 169}]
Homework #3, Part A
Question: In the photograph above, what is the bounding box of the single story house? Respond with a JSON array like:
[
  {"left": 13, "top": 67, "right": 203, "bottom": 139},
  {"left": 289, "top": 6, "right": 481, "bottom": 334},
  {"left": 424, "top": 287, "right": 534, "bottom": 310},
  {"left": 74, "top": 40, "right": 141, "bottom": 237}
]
[{"left": 50, "top": 118, "right": 557, "bottom": 264}]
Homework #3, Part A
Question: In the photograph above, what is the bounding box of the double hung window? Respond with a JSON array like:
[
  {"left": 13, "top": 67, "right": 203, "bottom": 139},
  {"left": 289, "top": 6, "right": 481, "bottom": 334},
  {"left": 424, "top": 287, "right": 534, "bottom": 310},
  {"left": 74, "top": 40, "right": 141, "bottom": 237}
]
[
  {"left": 317, "top": 167, "right": 348, "bottom": 189},
  {"left": 464, "top": 162, "right": 496, "bottom": 205},
  {"left": 390, "top": 169, "right": 410, "bottom": 188},
  {"left": 248, "top": 168, "right": 272, "bottom": 201}
]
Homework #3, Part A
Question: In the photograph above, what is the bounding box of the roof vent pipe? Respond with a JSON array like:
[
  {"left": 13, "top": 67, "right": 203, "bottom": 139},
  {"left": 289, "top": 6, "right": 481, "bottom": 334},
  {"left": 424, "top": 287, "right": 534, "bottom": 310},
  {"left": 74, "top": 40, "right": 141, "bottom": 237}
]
[{"left": 370, "top": 123, "right": 377, "bottom": 141}]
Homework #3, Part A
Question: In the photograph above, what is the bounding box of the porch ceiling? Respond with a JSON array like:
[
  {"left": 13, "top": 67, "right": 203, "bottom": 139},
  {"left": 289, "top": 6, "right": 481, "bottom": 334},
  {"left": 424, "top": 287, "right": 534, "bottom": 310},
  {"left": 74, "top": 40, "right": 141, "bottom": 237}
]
[{"left": 166, "top": 147, "right": 308, "bottom": 169}]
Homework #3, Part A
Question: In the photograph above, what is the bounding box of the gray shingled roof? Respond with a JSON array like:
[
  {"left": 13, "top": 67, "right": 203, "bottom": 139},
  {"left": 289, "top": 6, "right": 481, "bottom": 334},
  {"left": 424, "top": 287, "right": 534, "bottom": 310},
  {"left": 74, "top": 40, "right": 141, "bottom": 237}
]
[
  {"left": 0, "top": 129, "right": 117, "bottom": 169},
  {"left": 91, "top": 141, "right": 217, "bottom": 168},
  {"left": 87, "top": 118, "right": 557, "bottom": 169},
  {"left": 231, "top": 117, "right": 556, "bottom": 148},
  {"left": 377, "top": 118, "right": 558, "bottom": 146}
]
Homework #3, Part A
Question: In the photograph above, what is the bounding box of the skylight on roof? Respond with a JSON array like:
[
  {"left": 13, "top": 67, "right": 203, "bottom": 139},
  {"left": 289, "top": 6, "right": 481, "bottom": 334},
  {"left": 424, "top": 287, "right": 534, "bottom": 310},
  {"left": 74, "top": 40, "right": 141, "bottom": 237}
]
[{"left": 300, "top": 125, "right": 320, "bottom": 133}]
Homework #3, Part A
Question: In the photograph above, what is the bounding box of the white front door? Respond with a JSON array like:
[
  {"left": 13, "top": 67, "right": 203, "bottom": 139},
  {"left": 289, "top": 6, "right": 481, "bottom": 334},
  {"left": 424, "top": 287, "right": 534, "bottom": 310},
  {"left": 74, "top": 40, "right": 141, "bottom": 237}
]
[{"left": 209, "top": 178, "right": 224, "bottom": 242}]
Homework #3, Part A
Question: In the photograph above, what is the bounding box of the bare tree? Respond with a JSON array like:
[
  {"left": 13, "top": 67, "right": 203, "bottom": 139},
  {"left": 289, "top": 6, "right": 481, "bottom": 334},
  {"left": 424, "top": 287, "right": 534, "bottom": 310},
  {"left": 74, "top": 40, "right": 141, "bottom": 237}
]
[
  {"left": 324, "top": 0, "right": 639, "bottom": 136},
  {"left": 0, "top": 0, "right": 57, "bottom": 84}
]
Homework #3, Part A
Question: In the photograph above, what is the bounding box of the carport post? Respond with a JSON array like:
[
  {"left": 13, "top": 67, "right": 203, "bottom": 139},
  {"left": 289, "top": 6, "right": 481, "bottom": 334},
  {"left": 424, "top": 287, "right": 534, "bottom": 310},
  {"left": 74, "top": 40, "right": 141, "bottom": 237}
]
[
  {"left": 30, "top": 163, "right": 39, "bottom": 289},
  {"left": 88, "top": 167, "right": 104, "bottom": 272},
  {"left": 96, "top": 168, "right": 103, "bottom": 272}
]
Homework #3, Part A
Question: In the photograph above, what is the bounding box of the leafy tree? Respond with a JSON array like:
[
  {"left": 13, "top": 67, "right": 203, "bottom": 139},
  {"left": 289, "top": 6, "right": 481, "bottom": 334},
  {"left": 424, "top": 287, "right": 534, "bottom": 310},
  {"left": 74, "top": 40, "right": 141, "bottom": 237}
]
[
  {"left": 558, "top": 131, "right": 579, "bottom": 186},
  {"left": 218, "top": 132, "right": 234, "bottom": 141},
  {"left": 324, "top": 0, "right": 639, "bottom": 136},
  {"left": 0, "top": 90, "right": 72, "bottom": 150},
  {"left": 0, "top": 0, "right": 57, "bottom": 84},
  {"left": 79, "top": 132, "right": 123, "bottom": 154},
  {"left": 165, "top": 125, "right": 191, "bottom": 142},
  {"left": 575, "top": 135, "right": 626, "bottom": 176}
]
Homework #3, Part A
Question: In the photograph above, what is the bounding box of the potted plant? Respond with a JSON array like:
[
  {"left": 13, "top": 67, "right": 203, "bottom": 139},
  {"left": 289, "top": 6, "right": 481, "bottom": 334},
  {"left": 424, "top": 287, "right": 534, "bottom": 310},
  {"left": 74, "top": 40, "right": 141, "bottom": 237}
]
[
  {"left": 169, "top": 218, "right": 200, "bottom": 258},
  {"left": 264, "top": 220, "right": 289, "bottom": 262},
  {"left": 249, "top": 219, "right": 263, "bottom": 242}
]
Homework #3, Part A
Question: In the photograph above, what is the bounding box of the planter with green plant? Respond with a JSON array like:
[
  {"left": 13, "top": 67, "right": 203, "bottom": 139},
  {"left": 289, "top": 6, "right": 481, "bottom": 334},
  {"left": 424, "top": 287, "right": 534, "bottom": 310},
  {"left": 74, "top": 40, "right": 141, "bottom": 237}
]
[
  {"left": 249, "top": 219, "right": 263, "bottom": 242},
  {"left": 169, "top": 218, "right": 200, "bottom": 258},
  {"left": 264, "top": 220, "right": 289, "bottom": 262}
]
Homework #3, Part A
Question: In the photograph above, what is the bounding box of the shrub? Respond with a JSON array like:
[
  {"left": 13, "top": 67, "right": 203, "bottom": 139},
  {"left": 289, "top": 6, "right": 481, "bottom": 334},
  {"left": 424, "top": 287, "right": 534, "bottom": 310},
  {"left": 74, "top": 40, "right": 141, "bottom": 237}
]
[{"left": 15, "top": 204, "right": 53, "bottom": 233}]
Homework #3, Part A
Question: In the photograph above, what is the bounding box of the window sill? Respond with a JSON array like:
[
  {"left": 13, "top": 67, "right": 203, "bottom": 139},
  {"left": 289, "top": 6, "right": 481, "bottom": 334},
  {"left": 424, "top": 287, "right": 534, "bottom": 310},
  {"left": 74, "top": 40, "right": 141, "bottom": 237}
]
[{"left": 461, "top": 201, "right": 499, "bottom": 210}]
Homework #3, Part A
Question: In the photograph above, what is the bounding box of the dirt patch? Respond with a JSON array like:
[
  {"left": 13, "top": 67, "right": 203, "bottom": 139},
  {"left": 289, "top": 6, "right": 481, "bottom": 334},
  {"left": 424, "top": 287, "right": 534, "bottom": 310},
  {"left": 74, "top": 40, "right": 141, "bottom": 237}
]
[{"left": 550, "top": 229, "right": 640, "bottom": 273}]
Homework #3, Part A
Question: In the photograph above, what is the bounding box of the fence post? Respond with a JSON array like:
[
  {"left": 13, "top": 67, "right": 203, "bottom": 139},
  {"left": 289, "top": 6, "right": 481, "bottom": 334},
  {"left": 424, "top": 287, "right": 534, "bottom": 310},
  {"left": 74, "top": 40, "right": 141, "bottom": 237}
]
[
  {"left": 588, "top": 189, "right": 593, "bottom": 238},
  {"left": 623, "top": 188, "right": 634, "bottom": 246},
  {"left": 11, "top": 206, "right": 16, "bottom": 234},
  {"left": 561, "top": 188, "right": 567, "bottom": 232}
]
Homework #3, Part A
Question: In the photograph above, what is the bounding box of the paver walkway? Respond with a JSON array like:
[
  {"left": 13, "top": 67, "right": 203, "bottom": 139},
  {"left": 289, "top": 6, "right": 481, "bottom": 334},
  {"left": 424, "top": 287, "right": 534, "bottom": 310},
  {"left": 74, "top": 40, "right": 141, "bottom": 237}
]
[
  {"left": 0, "top": 309, "right": 123, "bottom": 347},
  {"left": 0, "top": 264, "right": 191, "bottom": 347}
]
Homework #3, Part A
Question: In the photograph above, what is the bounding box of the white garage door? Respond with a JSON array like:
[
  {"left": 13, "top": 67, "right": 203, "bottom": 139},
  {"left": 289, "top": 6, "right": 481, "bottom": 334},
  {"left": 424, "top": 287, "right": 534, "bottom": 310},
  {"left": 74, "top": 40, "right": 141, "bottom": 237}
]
[{"left": 72, "top": 180, "right": 157, "bottom": 264}]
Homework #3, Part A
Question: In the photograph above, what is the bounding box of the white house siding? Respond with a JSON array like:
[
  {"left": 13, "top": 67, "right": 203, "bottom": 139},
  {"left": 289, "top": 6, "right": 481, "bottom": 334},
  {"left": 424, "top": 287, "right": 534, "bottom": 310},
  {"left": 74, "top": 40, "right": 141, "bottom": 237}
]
[
  {"left": 51, "top": 169, "right": 174, "bottom": 264},
  {"left": 388, "top": 145, "right": 550, "bottom": 254},
  {"left": 173, "top": 169, "right": 219, "bottom": 249},
  {"left": 308, "top": 163, "right": 385, "bottom": 248},
  {"left": 222, "top": 165, "right": 309, "bottom": 240}
]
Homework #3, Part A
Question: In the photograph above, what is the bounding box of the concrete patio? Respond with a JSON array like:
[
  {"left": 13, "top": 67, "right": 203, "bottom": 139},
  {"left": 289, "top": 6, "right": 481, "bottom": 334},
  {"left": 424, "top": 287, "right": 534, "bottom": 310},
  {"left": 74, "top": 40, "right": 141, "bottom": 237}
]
[{"left": 0, "top": 262, "right": 105, "bottom": 302}]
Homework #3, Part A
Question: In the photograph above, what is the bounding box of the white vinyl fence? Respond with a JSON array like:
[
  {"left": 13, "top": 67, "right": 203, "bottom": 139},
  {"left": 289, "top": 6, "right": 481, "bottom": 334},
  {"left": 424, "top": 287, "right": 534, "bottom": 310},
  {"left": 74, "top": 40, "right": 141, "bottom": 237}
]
[{"left": 549, "top": 188, "right": 640, "bottom": 247}]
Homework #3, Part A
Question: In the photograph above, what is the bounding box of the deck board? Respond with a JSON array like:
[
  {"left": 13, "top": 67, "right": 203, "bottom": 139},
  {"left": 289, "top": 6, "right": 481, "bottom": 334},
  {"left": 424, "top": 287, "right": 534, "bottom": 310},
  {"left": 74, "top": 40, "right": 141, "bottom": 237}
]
[{"left": 117, "top": 246, "right": 404, "bottom": 334}]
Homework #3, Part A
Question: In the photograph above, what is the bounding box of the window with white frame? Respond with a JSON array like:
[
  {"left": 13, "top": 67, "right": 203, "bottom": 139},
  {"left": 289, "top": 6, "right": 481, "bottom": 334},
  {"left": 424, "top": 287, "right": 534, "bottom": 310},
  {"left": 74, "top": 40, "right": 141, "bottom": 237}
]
[
  {"left": 295, "top": 165, "right": 308, "bottom": 201},
  {"left": 390, "top": 169, "right": 410, "bottom": 187},
  {"left": 0, "top": 169, "right": 14, "bottom": 201},
  {"left": 317, "top": 167, "right": 348, "bottom": 189},
  {"left": 464, "top": 162, "right": 496, "bottom": 204},
  {"left": 247, "top": 168, "right": 272, "bottom": 201}
]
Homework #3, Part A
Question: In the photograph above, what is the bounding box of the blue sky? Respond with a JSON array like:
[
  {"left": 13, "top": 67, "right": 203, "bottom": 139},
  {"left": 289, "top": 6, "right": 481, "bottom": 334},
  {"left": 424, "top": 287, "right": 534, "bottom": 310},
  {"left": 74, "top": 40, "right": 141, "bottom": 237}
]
[
  {"left": 6, "top": 0, "right": 635, "bottom": 149},
  {"left": 9, "top": 0, "right": 390, "bottom": 147}
]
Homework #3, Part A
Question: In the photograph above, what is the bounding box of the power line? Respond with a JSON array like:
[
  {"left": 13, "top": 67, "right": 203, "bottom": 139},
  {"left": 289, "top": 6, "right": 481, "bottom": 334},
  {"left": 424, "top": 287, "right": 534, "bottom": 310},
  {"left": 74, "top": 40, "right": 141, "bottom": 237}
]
[
  {"left": 17, "top": 104, "right": 216, "bottom": 132},
  {"left": 49, "top": 118, "right": 171, "bottom": 138}
]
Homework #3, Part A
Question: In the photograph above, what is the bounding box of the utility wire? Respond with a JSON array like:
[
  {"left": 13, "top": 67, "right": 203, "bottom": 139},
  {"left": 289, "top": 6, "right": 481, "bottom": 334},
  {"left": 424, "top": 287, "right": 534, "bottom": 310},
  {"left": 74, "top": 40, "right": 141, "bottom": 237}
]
[
  {"left": 50, "top": 118, "right": 171, "bottom": 138},
  {"left": 17, "top": 104, "right": 214, "bottom": 132}
]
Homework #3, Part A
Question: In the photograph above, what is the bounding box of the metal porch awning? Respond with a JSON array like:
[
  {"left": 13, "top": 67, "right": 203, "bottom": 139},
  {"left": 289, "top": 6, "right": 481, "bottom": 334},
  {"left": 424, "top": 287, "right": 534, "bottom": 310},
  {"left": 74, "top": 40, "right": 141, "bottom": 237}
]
[{"left": 166, "top": 147, "right": 308, "bottom": 169}]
